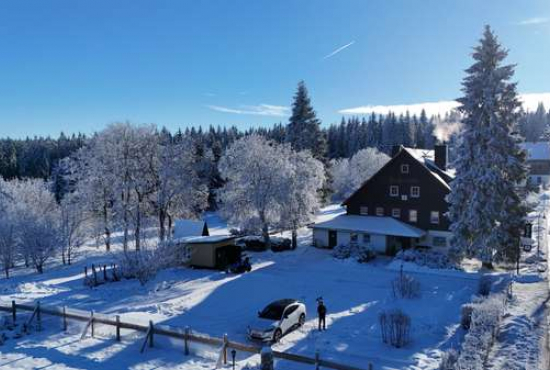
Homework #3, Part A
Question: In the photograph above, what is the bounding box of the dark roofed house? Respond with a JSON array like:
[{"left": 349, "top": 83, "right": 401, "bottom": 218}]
[
  {"left": 520, "top": 141, "right": 550, "bottom": 188},
  {"left": 312, "top": 145, "right": 453, "bottom": 255}
]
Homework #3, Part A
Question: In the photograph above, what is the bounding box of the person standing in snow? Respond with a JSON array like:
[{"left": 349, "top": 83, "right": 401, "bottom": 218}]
[{"left": 317, "top": 298, "right": 327, "bottom": 331}]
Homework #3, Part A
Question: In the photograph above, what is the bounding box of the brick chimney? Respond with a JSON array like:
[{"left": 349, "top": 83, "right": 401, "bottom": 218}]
[{"left": 434, "top": 144, "right": 448, "bottom": 171}]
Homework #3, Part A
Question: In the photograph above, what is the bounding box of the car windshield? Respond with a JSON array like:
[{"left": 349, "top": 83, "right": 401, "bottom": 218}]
[{"left": 259, "top": 300, "right": 294, "bottom": 320}]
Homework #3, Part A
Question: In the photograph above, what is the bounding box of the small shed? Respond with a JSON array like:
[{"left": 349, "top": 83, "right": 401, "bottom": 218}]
[
  {"left": 182, "top": 236, "right": 240, "bottom": 270},
  {"left": 173, "top": 219, "right": 209, "bottom": 238}
]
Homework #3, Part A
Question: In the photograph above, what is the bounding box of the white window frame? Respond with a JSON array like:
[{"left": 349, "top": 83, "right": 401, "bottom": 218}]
[
  {"left": 392, "top": 208, "right": 401, "bottom": 218},
  {"left": 389, "top": 185, "right": 399, "bottom": 197},
  {"left": 376, "top": 207, "right": 384, "bottom": 216},
  {"left": 410, "top": 186, "right": 420, "bottom": 198},
  {"left": 401, "top": 164, "right": 409, "bottom": 174},
  {"left": 430, "top": 211, "right": 440, "bottom": 224},
  {"left": 360, "top": 206, "right": 368, "bottom": 215},
  {"left": 409, "top": 209, "right": 418, "bottom": 223}
]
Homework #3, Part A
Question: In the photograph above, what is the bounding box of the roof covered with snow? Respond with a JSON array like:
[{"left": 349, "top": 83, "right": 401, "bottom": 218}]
[
  {"left": 172, "top": 235, "right": 235, "bottom": 245},
  {"left": 173, "top": 219, "right": 208, "bottom": 239},
  {"left": 313, "top": 214, "right": 426, "bottom": 238},
  {"left": 402, "top": 147, "right": 454, "bottom": 188},
  {"left": 521, "top": 142, "right": 550, "bottom": 161}
]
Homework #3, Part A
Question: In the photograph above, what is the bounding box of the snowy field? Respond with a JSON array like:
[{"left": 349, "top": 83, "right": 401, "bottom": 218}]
[{"left": 0, "top": 206, "right": 486, "bottom": 370}]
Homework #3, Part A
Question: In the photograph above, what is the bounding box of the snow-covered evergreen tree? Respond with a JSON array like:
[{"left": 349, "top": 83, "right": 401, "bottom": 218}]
[
  {"left": 285, "top": 81, "right": 327, "bottom": 159},
  {"left": 448, "top": 26, "right": 528, "bottom": 267}
]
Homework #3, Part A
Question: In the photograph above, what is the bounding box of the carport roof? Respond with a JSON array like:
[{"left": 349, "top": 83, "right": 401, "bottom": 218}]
[{"left": 313, "top": 215, "right": 426, "bottom": 238}]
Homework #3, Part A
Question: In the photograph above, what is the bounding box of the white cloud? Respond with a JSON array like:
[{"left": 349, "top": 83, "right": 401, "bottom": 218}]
[
  {"left": 207, "top": 104, "right": 289, "bottom": 117},
  {"left": 322, "top": 41, "right": 355, "bottom": 60},
  {"left": 517, "top": 17, "right": 549, "bottom": 26},
  {"left": 339, "top": 93, "right": 550, "bottom": 117}
]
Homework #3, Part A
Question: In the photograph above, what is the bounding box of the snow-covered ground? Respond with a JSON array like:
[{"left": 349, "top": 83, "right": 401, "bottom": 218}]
[
  {"left": 486, "top": 191, "right": 550, "bottom": 370},
  {"left": 1, "top": 205, "right": 481, "bottom": 370}
]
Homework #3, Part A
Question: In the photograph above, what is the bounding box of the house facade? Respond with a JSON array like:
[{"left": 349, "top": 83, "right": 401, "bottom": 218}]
[
  {"left": 313, "top": 145, "right": 453, "bottom": 254},
  {"left": 520, "top": 142, "right": 550, "bottom": 188}
]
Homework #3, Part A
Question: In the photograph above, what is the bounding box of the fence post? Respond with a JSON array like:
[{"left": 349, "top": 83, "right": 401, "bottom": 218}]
[
  {"left": 149, "top": 320, "right": 154, "bottom": 348},
  {"left": 63, "top": 306, "right": 67, "bottom": 331},
  {"left": 260, "top": 347, "right": 274, "bottom": 370},
  {"left": 36, "top": 301, "right": 41, "bottom": 331},
  {"left": 11, "top": 300, "right": 16, "bottom": 324},
  {"left": 115, "top": 315, "right": 121, "bottom": 341},
  {"left": 184, "top": 326, "right": 190, "bottom": 355},
  {"left": 315, "top": 350, "right": 320, "bottom": 370},
  {"left": 90, "top": 311, "right": 94, "bottom": 338},
  {"left": 92, "top": 264, "right": 97, "bottom": 286},
  {"left": 223, "top": 333, "right": 228, "bottom": 365},
  {"left": 103, "top": 265, "right": 107, "bottom": 281}
]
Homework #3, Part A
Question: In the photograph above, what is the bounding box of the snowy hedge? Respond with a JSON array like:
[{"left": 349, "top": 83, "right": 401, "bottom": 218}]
[
  {"left": 332, "top": 243, "right": 376, "bottom": 263},
  {"left": 441, "top": 292, "right": 507, "bottom": 370},
  {"left": 394, "top": 249, "right": 456, "bottom": 270}
]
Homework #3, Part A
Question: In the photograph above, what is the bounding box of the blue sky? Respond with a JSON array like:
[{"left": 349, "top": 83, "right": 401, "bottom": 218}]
[{"left": 0, "top": 0, "right": 549, "bottom": 138}]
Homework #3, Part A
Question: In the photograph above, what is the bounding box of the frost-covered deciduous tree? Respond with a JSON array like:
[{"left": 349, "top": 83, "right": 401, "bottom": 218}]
[
  {"left": 280, "top": 151, "right": 325, "bottom": 248},
  {"left": 448, "top": 26, "right": 528, "bottom": 268},
  {"left": 330, "top": 148, "right": 390, "bottom": 200},
  {"left": 72, "top": 131, "right": 118, "bottom": 251},
  {"left": 218, "top": 135, "right": 291, "bottom": 246},
  {"left": 8, "top": 179, "right": 61, "bottom": 274},
  {"left": 219, "top": 135, "right": 325, "bottom": 248},
  {"left": 151, "top": 139, "right": 209, "bottom": 241},
  {"left": 59, "top": 193, "right": 89, "bottom": 265},
  {"left": 0, "top": 185, "right": 17, "bottom": 278}
]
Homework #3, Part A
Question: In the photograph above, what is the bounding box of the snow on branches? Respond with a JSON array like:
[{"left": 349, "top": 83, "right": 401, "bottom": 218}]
[{"left": 218, "top": 135, "right": 325, "bottom": 247}]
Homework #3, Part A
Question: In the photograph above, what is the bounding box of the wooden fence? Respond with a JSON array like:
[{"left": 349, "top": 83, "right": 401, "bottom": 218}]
[{"left": 0, "top": 301, "right": 371, "bottom": 370}]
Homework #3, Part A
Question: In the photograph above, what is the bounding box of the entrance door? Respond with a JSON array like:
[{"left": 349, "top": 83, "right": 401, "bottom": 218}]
[{"left": 328, "top": 230, "right": 337, "bottom": 248}]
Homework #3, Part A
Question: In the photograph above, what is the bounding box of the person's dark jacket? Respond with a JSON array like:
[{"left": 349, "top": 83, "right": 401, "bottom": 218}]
[{"left": 317, "top": 303, "right": 327, "bottom": 317}]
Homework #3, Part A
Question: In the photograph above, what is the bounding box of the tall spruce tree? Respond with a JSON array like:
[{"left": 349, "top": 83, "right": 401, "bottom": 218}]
[
  {"left": 448, "top": 26, "right": 528, "bottom": 268},
  {"left": 286, "top": 81, "right": 327, "bottom": 159}
]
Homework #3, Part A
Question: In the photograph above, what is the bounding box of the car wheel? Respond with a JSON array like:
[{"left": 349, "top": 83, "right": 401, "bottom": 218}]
[
  {"left": 272, "top": 329, "right": 283, "bottom": 343},
  {"left": 298, "top": 313, "right": 306, "bottom": 327}
]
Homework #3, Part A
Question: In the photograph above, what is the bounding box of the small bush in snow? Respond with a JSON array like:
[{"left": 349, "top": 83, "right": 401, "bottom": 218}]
[
  {"left": 379, "top": 309, "right": 411, "bottom": 348},
  {"left": 332, "top": 244, "right": 352, "bottom": 259},
  {"left": 392, "top": 272, "right": 421, "bottom": 299},
  {"left": 117, "top": 241, "right": 185, "bottom": 286},
  {"left": 439, "top": 349, "right": 459, "bottom": 370},
  {"left": 395, "top": 249, "right": 455, "bottom": 269},
  {"left": 460, "top": 303, "right": 475, "bottom": 330},
  {"left": 356, "top": 247, "right": 376, "bottom": 263},
  {"left": 332, "top": 243, "right": 376, "bottom": 263},
  {"left": 477, "top": 275, "right": 492, "bottom": 296}
]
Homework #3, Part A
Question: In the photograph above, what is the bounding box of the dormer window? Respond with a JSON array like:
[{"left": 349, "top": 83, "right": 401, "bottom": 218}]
[
  {"left": 389, "top": 185, "right": 399, "bottom": 197},
  {"left": 401, "top": 164, "right": 409, "bottom": 174}
]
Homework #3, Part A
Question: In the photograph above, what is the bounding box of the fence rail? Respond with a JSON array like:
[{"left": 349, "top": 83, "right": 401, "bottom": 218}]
[{"left": 0, "top": 301, "right": 370, "bottom": 370}]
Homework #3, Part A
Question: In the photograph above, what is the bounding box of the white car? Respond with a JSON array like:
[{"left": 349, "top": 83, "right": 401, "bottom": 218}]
[{"left": 247, "top": 299, "right": 306, "bottom": 342}]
